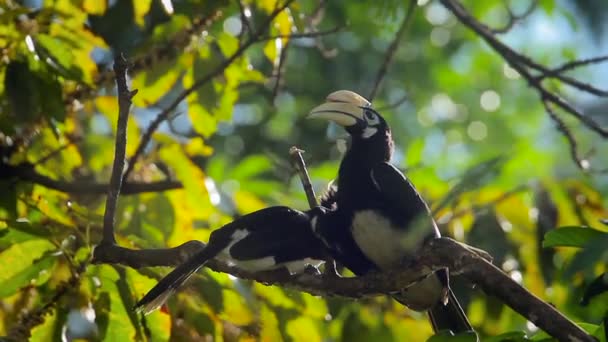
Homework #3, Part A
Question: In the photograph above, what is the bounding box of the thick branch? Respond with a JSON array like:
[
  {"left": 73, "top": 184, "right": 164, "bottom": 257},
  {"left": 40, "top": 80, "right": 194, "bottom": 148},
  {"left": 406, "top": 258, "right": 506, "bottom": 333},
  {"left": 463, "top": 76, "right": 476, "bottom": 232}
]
[
  {"left": 91, "top": 236, "right": 593, "bottom": 341},
  {"left": 100, "top": 55, "right": 137, "bottom": 246}
]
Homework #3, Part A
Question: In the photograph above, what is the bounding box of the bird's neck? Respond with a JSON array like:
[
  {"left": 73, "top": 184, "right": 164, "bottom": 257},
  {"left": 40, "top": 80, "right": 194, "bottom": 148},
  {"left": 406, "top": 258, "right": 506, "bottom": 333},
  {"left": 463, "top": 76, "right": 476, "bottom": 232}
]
[
  {"left": 346, "top": 129, "right": 393, "bottom": 166},
  {"left": 337, "top": 130, "right": 393, "bottom": 203}
]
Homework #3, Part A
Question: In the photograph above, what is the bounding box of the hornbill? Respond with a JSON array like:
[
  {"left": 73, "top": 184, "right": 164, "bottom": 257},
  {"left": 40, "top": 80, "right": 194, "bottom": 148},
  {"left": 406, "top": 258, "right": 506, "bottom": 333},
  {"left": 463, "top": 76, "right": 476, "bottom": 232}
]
[
  {"left": 309, "top": 90, "right": 474, "bottom": 334},
  {"left": 134, "top": 206, "right": 328, "bottom": 314}
]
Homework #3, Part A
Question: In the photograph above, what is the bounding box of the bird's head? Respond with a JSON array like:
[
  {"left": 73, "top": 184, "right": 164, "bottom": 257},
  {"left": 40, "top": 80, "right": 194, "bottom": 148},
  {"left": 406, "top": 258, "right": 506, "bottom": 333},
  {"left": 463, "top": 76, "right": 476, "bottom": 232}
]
[{"left": 308, "top": 90, "right": 389, "bottom": 140}]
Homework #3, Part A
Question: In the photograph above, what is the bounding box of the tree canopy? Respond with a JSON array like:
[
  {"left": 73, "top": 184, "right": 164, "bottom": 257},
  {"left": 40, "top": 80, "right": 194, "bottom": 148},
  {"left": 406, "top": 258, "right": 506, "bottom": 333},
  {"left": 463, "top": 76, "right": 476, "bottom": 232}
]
[{"left": 1, "top": 0, "right": 607, "bottom": 341}]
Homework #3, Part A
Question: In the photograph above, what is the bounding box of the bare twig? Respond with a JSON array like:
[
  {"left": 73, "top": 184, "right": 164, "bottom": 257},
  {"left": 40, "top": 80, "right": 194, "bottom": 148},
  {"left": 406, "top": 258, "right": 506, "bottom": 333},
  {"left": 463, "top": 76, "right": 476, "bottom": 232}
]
[
  {"left": 236, "top": 0, "right": 253, "bottom": 41},
  {"left": 440, "top": 0, "right": 608, "bottom": 173},
  {"left": 368, "top": 0, "right": 416, "bottom": 101},
  {"left": 259, "top": 26, "right": 343, "bottom": 42},
  {"left": 289, "top": 146, "right": 318, "bottom": 208},
  {"left": 122, "top": 0, "right": 297, "bottom": 182},
  {"left": 64, "top": 11, "right": 222, "bottom": 106},
  {"left": 491, "top": 0, "right": 537, "bottom": 34},
  {"left": 271, "top": 40, "right": 291, "bottom": 103},
  {"left": 437, "top": 184, "right": 529, "bottom": 223},
  {"left": 100, "top": 55, "right": 138, "bottom": 246},
  {"left": 536, "top": 54, "right": 608, "bottom": 81},
  {"left": 7, "top": 263, "right": 86, "bottom": 341},
  {"left": 375, "top": 93, "right": 410, "bottom": 111},
  {"left": 543, "top": 99, "right": 587, "bottom": 170},
  {"left": 32, "top": 136, "right": 81, "bottom": 165}
]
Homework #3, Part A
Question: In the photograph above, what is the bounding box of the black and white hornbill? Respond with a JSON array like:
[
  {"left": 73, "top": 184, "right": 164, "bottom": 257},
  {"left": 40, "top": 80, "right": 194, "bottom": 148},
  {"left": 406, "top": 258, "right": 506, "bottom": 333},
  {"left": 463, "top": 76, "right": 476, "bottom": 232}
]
[
  {"left": 134, "top": 206, "right": 328, "bottom": 314},
  {"left": 309, "top": 90, "right": 474, "bottom": 334}
]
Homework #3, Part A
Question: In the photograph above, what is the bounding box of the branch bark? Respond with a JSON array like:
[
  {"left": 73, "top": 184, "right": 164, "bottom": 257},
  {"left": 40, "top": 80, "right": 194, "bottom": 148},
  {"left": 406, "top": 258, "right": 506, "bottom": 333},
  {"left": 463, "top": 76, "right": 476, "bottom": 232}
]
[
  {"left": 92, "top": 235, "right": 594, "bottom": 341},
  {"left": 440, "top": 0, "right": 608, "bottom": 170},
  {"left": 2, "top": 163, "right": 182, "bottom": 195},
  {"left": 99, "top": 54, "right": 137, "bottom": 246}
]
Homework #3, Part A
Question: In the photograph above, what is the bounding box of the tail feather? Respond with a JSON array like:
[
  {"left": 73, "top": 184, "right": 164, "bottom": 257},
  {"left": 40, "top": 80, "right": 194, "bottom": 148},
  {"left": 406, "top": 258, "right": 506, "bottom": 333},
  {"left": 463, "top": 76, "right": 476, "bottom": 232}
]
[
  {"left": 134, "top": 246, "right": 220, "bottom": 314},
  {"left": 428, "top": 289, "right": 473, "bottom": 334}
]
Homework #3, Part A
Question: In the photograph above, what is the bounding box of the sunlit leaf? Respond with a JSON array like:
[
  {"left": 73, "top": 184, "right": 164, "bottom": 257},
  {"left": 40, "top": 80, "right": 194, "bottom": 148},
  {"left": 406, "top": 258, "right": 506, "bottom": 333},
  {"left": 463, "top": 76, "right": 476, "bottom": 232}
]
[
  {"left": 91, "top": 265, "right": 137, "bottom": 340},
  {"left": 286, "top": 316, "right": 321, "bottom": 342},
  {"left": 133, "top": 0, "right": 153, "bottom": 26},
  {"left": 0, "top": 240, "right": 56, "bottom": 298},
  {"left": 83, "top": 0, "right": 107, "bottom": 15}
]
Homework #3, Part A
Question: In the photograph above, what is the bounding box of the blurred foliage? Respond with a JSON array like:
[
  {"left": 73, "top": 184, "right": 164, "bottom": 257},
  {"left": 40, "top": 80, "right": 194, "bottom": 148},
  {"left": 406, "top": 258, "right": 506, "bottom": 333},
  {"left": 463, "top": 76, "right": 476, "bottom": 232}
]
[{"left": 1, "top": 0, "right": 608, "bottom": 341}]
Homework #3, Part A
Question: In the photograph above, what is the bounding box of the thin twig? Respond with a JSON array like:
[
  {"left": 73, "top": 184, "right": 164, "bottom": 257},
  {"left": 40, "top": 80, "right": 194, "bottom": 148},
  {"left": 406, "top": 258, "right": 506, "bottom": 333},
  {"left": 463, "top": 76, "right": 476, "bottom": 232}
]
[
  {"left": 440, "top": 0, "right": 608, "bottom": 142},
  {"left": 368, "top": 0, "right": 416, "bottom": 101},
  {"left": 259, "top": 26, "right": 343, "bottom": 42},
  {"left": 271, "top": 40, "right": 290, "bottom": 104},
  {"left": 101, "top": 55, "right": 138, "bottom": 246},
  {"left": 375, "top": 93, "right": 410, "bottom": 111},
  {"left": 236, "top": 0, "right": 253, "bottom": 42},
  {"left": 491, "top": 0, "right": 537, "bottom": 34},
  {"left": 543, "top": 99, "right": 587, "bottom": 170},
  {"left": 122, "top": 0, "right": 297, "bottom": 182},
  {"left": 536, "top": 54, "right": 608, "bottom": 80},
  {"left": 32, "top": 136, "right": 81, "bottom": 165},
  {"left": 289, "top": 146, "right": 318, "bottom": 208},
  {"left": 64, "top": 11, "right": 222, "bottom": 106},
  {"left": 7, "top": 263, "right": 86, "bottom": 341}
]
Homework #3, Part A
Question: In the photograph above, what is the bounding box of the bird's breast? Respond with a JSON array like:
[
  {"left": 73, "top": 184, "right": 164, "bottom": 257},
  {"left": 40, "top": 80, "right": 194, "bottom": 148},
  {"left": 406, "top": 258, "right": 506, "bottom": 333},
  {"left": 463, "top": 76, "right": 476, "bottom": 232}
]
[{"left": 350, "top": 210, "right": 413, "bottom": 269}]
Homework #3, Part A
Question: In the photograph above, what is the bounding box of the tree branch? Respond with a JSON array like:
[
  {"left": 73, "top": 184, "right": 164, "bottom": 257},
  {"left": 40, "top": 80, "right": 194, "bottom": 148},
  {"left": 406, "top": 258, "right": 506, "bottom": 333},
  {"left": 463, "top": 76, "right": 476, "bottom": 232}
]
[
  {"left": 1, "top": 163, "right": 182, "bottom": 195},
  {"left": 440, "top": 0, "right": 608, "bottom": 172},
  {"left": 91, "top": 235, "right": 593, "bottom": 341},
  {"left": 100, "top": 55, "right": 137, "bottom": 246},
  {"left": 289, "top": 146, "right": 318, "bottom": 208},
  {"left": 368, "top": 0, "right": 416, "bottom": 101},
  {"left": 491, "top": 0, "right": 537, "bottom": 34}
]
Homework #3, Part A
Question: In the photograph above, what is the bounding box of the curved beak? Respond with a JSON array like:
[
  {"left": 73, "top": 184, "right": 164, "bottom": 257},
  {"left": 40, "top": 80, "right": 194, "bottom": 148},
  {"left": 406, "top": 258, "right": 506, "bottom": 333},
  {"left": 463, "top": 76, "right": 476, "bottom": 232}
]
[{"left": 307, "top": 90, "right": 371, "bottom": 127}]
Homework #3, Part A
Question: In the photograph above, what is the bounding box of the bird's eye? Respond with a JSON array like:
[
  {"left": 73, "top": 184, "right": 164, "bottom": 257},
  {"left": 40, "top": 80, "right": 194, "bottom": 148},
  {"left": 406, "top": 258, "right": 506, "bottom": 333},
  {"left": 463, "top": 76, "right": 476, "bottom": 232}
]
[{"left": 364, "top": 110, "right": 380, "bottom": 125}]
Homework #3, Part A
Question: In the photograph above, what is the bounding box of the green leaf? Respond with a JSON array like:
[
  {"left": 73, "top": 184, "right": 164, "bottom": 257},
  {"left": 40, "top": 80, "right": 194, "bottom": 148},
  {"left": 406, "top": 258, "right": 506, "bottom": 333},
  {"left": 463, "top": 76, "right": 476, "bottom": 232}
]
[
  {"left": 91, "top": 265, "right": 137, "bottom": 340},
  {"left": 4, "top": 60, "right": 40, "bottom": 122},
  {"left": 542, "top": 226, "right": 608, "bottom": 248},
  {"left": 35, "top": 34, "right": 83, "bottom": 81},
  {"left": 0, "top": 253, "right": 56, "bottom": 298},
  {"left": 230, "top": 155, "right": 273, "bottom": 180}
]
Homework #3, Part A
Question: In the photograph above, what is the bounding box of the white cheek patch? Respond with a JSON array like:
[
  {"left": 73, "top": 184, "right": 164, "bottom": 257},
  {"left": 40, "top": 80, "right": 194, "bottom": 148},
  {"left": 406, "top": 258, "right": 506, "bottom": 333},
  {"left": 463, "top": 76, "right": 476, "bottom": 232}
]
[{"left": 362, "top": 127, "right": 378, "bottom": 139}]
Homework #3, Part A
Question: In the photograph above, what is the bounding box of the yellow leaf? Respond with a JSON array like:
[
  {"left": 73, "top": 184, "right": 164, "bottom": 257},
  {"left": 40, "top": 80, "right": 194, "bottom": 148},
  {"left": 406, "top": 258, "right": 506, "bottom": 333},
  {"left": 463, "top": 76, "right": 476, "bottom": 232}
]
[
  {"left": 83, "top": 0, "right": 107, "bottom": 15},
  {"left": 263, "top": 40, "right": 278, "bottom": 65},
  {"left": 286, "top": 317, "right": 321, "bottom": 342},
  {"left": 260, "top": 304, "right": 283, "bottom": 342},
  {"left": 185, "top": 138, "right": 214, "bottom": 157},
  {"left": 132, "top": 61, "right": 180, "bottom": 107},
  {"left": 220, "top": 289, "right": 253, "bottom": 325},
  {"left": 133, "top": 0, "right": 153, "bottom": 27},
  {"left": 158, "top": 144, "right": 213, "bottom": 220}
]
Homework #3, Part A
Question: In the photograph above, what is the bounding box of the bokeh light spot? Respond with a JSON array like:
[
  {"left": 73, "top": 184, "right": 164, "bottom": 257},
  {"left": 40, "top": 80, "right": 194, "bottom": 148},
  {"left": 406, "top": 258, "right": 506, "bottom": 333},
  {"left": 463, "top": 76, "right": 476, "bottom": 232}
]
[
  {"left": 480, "top": 90, "right": 501, "bottom": 112},
  {"left": 467, "top": 121, "right": 487, "bottom": 141}
]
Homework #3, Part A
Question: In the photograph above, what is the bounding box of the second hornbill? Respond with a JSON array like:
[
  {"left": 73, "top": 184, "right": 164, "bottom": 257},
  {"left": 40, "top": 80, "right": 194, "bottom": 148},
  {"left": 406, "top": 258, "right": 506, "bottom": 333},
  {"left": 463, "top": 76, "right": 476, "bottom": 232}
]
[
  {"left": 134, "top": 206, "right": 328, "bottom": 314},
  {"left": 309, "top": 90, "right": 474, "bottom": 334}
]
